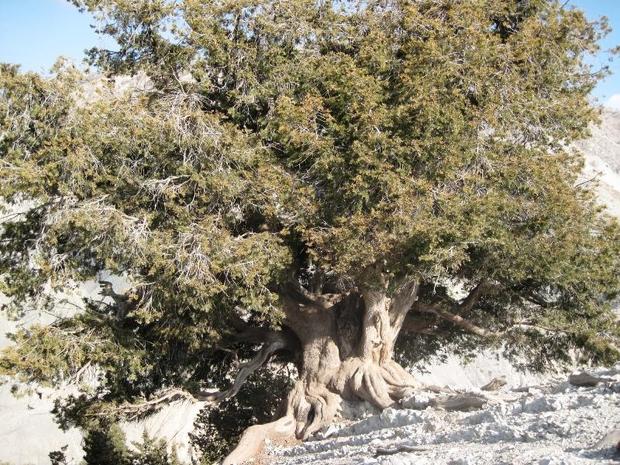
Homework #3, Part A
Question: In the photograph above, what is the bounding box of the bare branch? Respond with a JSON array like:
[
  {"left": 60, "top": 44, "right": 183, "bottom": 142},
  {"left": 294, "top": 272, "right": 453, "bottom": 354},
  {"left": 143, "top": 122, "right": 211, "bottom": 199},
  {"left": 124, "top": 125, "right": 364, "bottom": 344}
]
[
  {"left": 416, "top": 302, "right": 498, "bottom": 338},
  {"left": 87, "top": 388, "right": 202, "bottom": 421},
  {"left": 458, "top": 280, "right": 491, "bottom": 313}
]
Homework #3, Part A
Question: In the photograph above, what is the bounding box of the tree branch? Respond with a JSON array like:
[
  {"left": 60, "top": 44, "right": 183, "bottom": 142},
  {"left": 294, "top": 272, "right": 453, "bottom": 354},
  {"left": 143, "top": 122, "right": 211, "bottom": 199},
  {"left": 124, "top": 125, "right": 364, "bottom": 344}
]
[
  {"left": 415, "top": 302, "right": 498, "bottom": 338},
  {"left": 205, "top": 333, "right": 290, "bottom": 403},
  {"left": 400, "top": 314, "right": 442, "bottom": 335},
  {"left": 94, "top": 323, "right": 299, "bottom": 420},
  {"left": 281, "top": 279, "right": 340, "bottom": 310},
  {"left": 389, "top": 277, "right": 420, "bottom": 334},
  {"left": 458, "top": 280, "right": 492, "bottom": 313},
  {"left": 403, "top": 280, "right": 502, "bottom": 338},
  {"left": 88, "top": 388, "right": 203, "bottom": 421}
]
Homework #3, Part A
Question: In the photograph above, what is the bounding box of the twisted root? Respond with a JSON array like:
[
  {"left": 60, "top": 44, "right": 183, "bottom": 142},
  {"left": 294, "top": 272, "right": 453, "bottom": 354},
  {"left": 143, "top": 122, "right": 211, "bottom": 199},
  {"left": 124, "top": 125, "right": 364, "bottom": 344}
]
[
  {"left": 221, "top": 358, "right": 420, "bottom": 464},
  {"left": 221, "top": 378, "right": 341, "bottom": 464},
  {"left": 335, "top": 357, "right": 419, "bottom": 408}
]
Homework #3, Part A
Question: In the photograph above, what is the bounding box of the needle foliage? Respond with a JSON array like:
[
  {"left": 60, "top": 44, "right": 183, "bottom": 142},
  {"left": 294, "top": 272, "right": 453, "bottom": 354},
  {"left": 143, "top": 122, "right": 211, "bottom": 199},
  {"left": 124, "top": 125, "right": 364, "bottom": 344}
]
[{"left": 0, "top": 0, "right": 619, "bottom": 447}]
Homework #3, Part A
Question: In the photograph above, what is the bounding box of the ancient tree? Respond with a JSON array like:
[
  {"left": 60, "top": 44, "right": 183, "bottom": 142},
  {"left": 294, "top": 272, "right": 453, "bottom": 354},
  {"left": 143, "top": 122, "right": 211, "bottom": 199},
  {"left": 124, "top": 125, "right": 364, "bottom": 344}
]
[{"left": 1, "top": 1, "right": 619, "bottom": 463}]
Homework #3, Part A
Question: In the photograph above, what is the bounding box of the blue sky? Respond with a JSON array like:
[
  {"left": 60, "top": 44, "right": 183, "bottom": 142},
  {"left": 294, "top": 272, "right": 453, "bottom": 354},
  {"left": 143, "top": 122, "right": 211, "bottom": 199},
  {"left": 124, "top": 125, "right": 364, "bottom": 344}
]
[
  {"left": 0, "top": 0, "right": 115, "bottom": 72},
  {"left": 1, "top": 0, "right": 620, "bottom": 107}
]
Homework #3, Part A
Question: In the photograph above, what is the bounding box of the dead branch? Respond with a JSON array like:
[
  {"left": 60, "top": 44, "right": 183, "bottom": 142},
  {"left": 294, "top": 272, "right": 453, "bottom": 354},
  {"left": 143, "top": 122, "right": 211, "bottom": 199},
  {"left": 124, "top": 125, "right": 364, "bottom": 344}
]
[
  {"left": 568, "top": 371, "right": 615, "bottom": 387},
  {"left": 374, "top": 444, "right": 428, "bottom": 456},
  {"left": 416, "top": 303, "right": 498, "bottom": 338},
  {"left": 459, "top": 279, "right": 492, "bottom": 313},
  {"left": 430, "top": 394, "right": 487, "bottom": 411},
  {"left": 87, "top": 388, "right": 202, "bottom": 420}
]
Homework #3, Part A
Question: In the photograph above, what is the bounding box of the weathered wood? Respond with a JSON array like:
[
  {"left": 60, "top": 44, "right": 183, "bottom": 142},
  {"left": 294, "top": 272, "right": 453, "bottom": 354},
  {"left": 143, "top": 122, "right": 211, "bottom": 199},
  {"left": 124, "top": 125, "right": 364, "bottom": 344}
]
[
  {"left": 374, "top": 444, "right": 428, "bottom": 456},
  {"left": 568, "top": 372, "right": 614, "bottom": 387},
  {"left": 430, "top": 395, "right": 487, "bottom": 411},
  {"left": 481, "top": 376, "right": 507, "bottom": 391}
]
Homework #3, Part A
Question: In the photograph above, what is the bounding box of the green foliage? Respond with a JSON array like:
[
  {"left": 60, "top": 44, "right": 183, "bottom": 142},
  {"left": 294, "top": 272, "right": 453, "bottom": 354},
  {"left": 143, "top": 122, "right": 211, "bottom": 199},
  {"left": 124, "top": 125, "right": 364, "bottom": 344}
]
[
  {"left": 49, "top": 445, "right": 70, "bottom": 465},
  {"left": 130, "top": 434, "right": 181, "bottom": 465},
  {"left": 0, "top": 0, "right": 619, "bottom": 442},
  {"left": 190, "top": 367, "right": 293, "bottom": 463},
  {"left": 83, "top": 424, "right": 132, "bottom": 465},
  {"left": 82, "top": 423, "right": 180, "bottom": 465}
]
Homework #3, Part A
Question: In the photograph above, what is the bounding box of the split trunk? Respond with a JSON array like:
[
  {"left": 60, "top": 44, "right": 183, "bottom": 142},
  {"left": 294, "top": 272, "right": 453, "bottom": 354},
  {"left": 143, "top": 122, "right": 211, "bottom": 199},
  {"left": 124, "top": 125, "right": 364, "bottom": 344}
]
[{"left": 223, "top": 278, "right": 421, "bottom": 464}]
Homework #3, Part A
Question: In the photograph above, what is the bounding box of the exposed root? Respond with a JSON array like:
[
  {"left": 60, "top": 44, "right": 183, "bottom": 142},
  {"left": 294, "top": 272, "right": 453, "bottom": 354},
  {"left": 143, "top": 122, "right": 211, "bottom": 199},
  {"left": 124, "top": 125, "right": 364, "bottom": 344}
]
[
  {"left": 381, "top": 360, "right": 421, "bottom": 396},
  {"left": 221, "top": 414, "right": 296, "bottom": 465},
  {"left": 222, "top": 379, "right": 341, "bottom": 464},
  {"left": 336, "top": 358, "right": 419, "bottom": 409},
  {"left": 287, "top": 380, "right": 341, "bottom": 439},
  {"left": 350, "top": 362, "right": 394, "bottom": 408},
  {"left": 301, "top": 383, "right": 341, "bottom": 439}
]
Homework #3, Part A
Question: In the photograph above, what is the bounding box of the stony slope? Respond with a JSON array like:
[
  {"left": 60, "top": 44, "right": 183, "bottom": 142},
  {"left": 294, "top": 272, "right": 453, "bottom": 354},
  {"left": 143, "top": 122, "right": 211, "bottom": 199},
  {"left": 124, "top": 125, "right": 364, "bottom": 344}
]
[{"left": 268, "top": 366, "right": 620, "bottom": 465}]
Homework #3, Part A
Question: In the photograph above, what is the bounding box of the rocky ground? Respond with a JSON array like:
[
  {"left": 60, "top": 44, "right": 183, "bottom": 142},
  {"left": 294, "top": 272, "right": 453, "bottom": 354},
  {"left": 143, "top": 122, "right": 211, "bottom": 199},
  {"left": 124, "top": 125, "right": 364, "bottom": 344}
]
[{"left": 268, "top": 366, "right": 620, "bottom": 465}]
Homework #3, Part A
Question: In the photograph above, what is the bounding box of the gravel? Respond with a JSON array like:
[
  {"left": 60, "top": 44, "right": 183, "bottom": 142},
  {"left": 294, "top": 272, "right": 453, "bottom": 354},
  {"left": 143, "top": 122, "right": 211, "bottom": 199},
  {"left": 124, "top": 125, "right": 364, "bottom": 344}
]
[{"left": 268, "top": 365, "right": 620, "bottom": 465}]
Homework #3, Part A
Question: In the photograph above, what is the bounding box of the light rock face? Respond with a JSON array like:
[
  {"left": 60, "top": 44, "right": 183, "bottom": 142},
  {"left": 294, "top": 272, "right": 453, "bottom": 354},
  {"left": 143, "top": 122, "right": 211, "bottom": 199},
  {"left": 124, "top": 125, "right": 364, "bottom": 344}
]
[
  {"left": 1, "top": 110, "right": 619, "bottom": 464},
  {"left": 0, "top": 274, "right": 125, "bottom": 465},
  {"left": 411, "top": 352, "right": 546, "bottom": 391},
  {"left": 120, "top": 400, "right": 205, "bottom": 462},
  {"left": 575, "top": 110, "right": 620, "bottom": 218},
  {"left": 0, "top": 383, "right": 83, "bottom": 465}
]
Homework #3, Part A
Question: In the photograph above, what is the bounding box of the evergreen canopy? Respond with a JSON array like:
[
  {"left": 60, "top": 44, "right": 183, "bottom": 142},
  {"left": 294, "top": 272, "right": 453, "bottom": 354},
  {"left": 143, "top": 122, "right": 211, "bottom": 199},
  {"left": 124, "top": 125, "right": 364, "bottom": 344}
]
[{"left": 1, "top": 0, "right": 619, "bottom": 461}]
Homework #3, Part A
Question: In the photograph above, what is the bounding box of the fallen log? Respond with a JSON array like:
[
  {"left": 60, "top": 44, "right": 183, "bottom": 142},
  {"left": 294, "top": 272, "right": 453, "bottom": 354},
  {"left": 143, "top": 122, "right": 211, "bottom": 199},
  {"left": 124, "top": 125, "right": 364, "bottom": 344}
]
[
  {"left": 568, "top": 372, "right": 615, "bottom": 387},
  {"left": 430, "top": 394, "right": 487, "bottom": 411}
]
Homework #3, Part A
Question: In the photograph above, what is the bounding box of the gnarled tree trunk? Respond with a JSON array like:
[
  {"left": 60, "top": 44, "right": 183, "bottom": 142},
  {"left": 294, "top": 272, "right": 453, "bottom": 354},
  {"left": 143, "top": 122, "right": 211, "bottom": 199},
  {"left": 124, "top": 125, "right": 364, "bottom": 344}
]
[{"left": 222, "top": 275, "right": 422, "bottom": 465}]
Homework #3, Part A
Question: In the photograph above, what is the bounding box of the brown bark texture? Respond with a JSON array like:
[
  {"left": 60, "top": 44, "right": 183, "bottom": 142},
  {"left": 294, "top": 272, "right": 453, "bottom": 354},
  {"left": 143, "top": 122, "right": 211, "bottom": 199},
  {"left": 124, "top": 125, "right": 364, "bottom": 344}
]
[{"left": 222, "top": 277, "right": 422, "bottom": 465}]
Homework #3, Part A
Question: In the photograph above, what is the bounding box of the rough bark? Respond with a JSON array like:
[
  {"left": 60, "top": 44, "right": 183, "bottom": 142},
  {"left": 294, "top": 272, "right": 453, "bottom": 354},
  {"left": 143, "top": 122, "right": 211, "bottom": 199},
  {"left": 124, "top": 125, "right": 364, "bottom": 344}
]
[{"left": 221, "top": 275, "right": 423, "bottom": 464}]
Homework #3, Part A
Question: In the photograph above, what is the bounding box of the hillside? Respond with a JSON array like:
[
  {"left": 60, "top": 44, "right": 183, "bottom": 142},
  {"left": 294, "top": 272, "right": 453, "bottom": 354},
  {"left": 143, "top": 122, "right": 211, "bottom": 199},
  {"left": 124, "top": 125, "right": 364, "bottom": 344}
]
[{"left": 268, "top": 365, "right": 620, "bottom": 465}]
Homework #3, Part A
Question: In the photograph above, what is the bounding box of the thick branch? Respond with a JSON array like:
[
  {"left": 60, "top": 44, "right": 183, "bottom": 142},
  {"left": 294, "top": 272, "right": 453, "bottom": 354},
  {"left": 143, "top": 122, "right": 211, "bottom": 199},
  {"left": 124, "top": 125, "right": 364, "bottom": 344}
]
[
  {"left": 400, "top": 314, "right": 442, "bottom": 335},
  {"left": 205, "top": 315, "right": 303, "bottom": 401},
  {"left": 416, "top": 302, "right": 498, "bottom": 338},
  {"left": 404, "top": 280, "right": 501, "bottom": 338},
  {"left": 458, "top": 280, "right": 491, "bottom": 313},
  {"left": 282, "top": 279, "right": 341, "bottom": 310},
  {"left": 389, "top": 278, "right": 420, "bottom": 328}
]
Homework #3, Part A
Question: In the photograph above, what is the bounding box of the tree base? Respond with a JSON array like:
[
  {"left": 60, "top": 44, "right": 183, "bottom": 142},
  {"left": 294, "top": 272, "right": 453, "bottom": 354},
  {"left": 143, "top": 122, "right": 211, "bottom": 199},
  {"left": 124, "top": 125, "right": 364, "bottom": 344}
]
[{"left": 222, "top": 356, "right": 419, "bottom": 464}]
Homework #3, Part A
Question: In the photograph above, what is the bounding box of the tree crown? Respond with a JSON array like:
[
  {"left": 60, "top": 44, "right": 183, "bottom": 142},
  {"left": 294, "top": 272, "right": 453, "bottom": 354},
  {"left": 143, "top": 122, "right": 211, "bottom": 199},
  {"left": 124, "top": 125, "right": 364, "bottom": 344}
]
[{"left": 0, "top": 0, "right": 619, "bottom": 429}]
